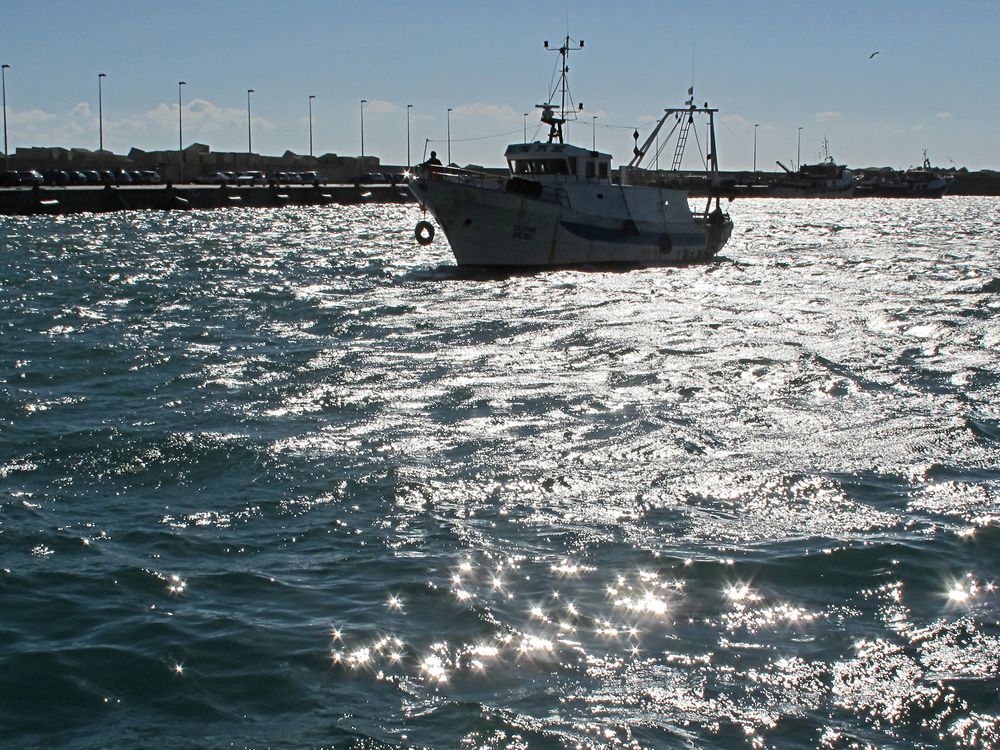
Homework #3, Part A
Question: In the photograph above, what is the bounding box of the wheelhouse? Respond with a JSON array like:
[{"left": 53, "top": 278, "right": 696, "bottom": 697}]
[{"left": 504, "top": 142, "right": 612, "bottom": 182}]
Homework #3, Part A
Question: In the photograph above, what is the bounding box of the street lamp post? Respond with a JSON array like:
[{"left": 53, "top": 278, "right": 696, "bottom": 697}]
[
  {"left": 753, "top": 123, "right": 758, "bottom": 172},
  {"left": 592, "top": 115, "right": 597, "bottom": 151},
  {"left": 796, "top": 126, "right": 802, "bottom": 171},
  {"left": 98, "top": 73, "right": 107, "bottom": 152},
  {"left": 247, "top": 89, "right": 254, "bottom": 154},
  {"left": 447, "top": 107, "right": 452, "bottom": 165},
  {"left": 308, "top": 94, "right": 315, "bottom": 157},
  {"left": 406, "top": 104, "right": 413, "bottom": 167},
  {"left": 360, "top": 99, "right": 367, "bottom": 158},
  {"left": 178, "top": 81, "right": 186, "bottom": 182},
  {"left": 2, "top": 64, "right": 9, "bottom": 169}
]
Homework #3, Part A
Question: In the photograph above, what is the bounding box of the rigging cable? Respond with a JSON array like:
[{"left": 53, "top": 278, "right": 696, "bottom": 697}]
[
  {"left": 689, "top": 120, "right": 708, "bottom": 172},
  {"left": 425, "top": 127, "right": 527, "bottom": 144}
]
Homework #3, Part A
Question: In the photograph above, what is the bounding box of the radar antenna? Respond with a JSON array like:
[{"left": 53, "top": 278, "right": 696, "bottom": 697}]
[{"left": 536, "top": 36, "right": 585, "bottom": 143}]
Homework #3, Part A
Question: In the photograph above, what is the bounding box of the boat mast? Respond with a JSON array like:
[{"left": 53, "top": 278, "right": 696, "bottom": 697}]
[
  {"left": 707, "top": 106, "right": 721, "bottom": 212},
  {"left": 539, "top": 36, "right": 584, "bottom": 144}
]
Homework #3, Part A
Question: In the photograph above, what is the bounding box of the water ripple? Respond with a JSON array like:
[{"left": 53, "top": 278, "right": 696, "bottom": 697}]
[{"left": 1, "top": 199, "right": 999, "bottom": 748}]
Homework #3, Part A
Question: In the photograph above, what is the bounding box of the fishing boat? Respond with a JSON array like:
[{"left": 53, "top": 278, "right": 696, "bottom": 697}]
[
  {"left": 408, "top": 37, "right": 733, "bottom": 267},
  {"left": 854, "top": 151, "right": 952, "bottom": 198},
  {"left": 768, "top": 139, "right": 855, "bottom": 198}
]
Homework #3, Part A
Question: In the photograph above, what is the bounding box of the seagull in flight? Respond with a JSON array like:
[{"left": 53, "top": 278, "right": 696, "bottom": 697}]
[{"left": 869, "top": 51, "right": 880, "bottom": 59}]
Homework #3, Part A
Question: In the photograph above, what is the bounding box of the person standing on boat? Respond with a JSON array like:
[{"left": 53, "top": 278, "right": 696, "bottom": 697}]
[{"left": 425, "top": 151, "right": 442, "bottom": 167}]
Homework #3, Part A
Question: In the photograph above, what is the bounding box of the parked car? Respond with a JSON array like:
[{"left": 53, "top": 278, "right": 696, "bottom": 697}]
[
  {"left": 18, "top": 170, "right": 45, "bottom": 186},
  {"left": 44, "top": 170, "right": 70, "bottom": 186},
  {"left": 350, "top": 172, "right": 386, "bottom": 185},
  {"left": 99, "top": 170, "right": 116, "bottom": 185},
  {"left": 236, "top": 170, "right": 266, "bottom": 185},
  {"left": 114, "top": 170, "right": 132, "bottom": 185},
  {"left": 300, "top": 171, "right": 324, "bottom": 185},
  {"left": 0, "top": 170, "right": 21, "bottom": 186},
  {"left": 194, "top": 172, "right": 227, "bottom": 184},
  {"left": 142, "top": 170, "right": 161, "bottom": 184}
]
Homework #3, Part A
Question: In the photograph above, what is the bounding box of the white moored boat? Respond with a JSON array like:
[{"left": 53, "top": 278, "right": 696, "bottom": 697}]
[{"left": 408, "top": 37, "right": 733, "bottom": 267}]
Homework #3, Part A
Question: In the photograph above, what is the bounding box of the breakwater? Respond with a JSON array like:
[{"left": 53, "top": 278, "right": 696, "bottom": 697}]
[
  {"left": 0, "top": 183, "right": 415, "bottom": 215},
  {"left": 647, "top": 169, "right": 1000, "bottom": 198}
]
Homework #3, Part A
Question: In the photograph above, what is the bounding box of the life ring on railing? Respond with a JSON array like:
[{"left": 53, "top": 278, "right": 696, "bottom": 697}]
[{"left": 415, "top": 220, "right": 435, "bottom": 245}]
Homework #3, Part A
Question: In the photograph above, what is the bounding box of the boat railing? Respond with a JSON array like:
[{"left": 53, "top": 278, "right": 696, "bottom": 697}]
[
  {"left": 505, "top": 178, "right": 570, "bottom": 207},
  {"left": 424, "top": 165, "right": 506, "bottom": 191},
  {"left": 423, "top": 165, "right": 570, "bottom": 207}
]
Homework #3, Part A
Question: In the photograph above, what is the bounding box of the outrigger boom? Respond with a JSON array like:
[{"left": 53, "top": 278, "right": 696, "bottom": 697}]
[
  {"left": 628, "top": 103, "right": 720, "bottom": 175},
  {"left": 624, "top": 97, "right": 724, "bottom": 216}
]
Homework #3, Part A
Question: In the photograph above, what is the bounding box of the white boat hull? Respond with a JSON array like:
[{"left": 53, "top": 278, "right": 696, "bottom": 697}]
[{"left": 409, "top": 175, "right": 732, "bottom": 267}]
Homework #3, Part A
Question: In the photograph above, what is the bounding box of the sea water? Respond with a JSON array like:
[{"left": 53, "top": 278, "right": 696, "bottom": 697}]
[{"left": 1, "top": 198, "right": 998, "bottom": 749}]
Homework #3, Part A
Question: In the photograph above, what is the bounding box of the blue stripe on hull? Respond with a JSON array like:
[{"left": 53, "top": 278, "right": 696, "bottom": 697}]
[
  {"left": 559, "top": 221, "right": 660, "bottom": 245},
  {"left": 559, "top": 221, "right": 704, "bottom": 248}
]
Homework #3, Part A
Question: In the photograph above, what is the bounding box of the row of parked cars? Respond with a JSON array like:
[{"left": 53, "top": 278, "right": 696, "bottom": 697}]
[
  {"left": 350, "top": 172, "right": 409, "bottom": 185},
  {"left": 0, "top": 169, "right": 162, "bottom": 187},
  {"left": 194, "top": 170, "right": 326, "bottom": 186},
  {"left": 191, "top": 170, "right": 409, "bottom": 186}
]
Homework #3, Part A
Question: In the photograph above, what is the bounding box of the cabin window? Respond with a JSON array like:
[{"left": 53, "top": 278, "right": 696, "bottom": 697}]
[
  {"left": 586, "top": 161, "right": 596, "bottom": 178},
  {"left": 510, "top": 158, "right": 570, "bottom": 175},
  {"left": 599, "top": 162, "right": 609, "bottom": 179},
  {"left": 567, "top": 157, "right": 577, "bottom": 176}
]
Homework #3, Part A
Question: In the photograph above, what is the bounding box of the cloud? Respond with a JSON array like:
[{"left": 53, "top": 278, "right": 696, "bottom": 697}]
[
  {"left": 6, "top": 97, "right": 277, "bottom": 151},
  {"left": 364, "top": 99, "right": 397, "bottom": 114},
  {"left": 452, "top": 102, "right": 520, "bottom": 119},
  {"left": 10, "top": 109, "right": 58, "bottom": 127},
  {"left": 186, "top": 99, "right": 275, "bottom": 132},
  {"left": 142, "top": 98, "right": 274, "bottom": 134},
  {"left": 815, "top": 111, "right": 842, "bottom": 122},
  {"left": 935, "top": 112, "right": 952, "bottom": 119},
  {"left": 721, "top": 114, "right": 753, "bottom": 130},
  {"left": 9, "top": 103, "right": 91, "bottom": 146}
]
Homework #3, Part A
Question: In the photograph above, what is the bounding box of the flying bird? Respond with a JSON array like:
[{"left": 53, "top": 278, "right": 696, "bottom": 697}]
[{"left": 869, "top": 51, "right": 880, "bottom": 59}]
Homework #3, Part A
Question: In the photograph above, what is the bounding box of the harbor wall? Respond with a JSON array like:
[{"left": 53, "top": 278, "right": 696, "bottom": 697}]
[
  {"left": 639, "top": 169, "right": 1000, "bottom": 197},
  {"left": 3, "top": 144, "right": 383, "bottom": 184},
  {"left": 0, "top": 183, "right": 415, "bottom": 216}
]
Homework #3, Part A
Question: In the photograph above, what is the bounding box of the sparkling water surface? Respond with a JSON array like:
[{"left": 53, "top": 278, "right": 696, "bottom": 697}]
[{"left": 1, "top": 198, "right": 999, "bottom": 749}]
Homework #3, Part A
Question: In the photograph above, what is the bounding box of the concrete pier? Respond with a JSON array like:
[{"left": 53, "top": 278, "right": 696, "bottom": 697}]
[{"left": 0, "top": 183, "right": 416, "bottom": 216}]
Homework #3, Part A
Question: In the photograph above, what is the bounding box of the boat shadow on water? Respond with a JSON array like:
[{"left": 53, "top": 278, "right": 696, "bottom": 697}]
[{"left": 399, "top": 256, "right": 737, "bottom": 283}]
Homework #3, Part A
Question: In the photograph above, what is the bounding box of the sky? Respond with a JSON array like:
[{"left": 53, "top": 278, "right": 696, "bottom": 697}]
[{"left": 2, "top": 0, "right": 999, "bottom": 171}]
